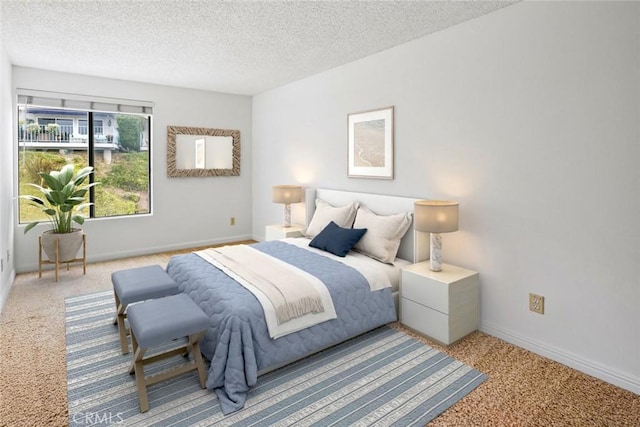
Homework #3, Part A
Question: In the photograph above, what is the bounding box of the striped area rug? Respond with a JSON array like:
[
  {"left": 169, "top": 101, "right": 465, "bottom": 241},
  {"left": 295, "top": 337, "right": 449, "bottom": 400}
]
[{"left": 66, "top": 291, "right": 487, "bottom": 426}]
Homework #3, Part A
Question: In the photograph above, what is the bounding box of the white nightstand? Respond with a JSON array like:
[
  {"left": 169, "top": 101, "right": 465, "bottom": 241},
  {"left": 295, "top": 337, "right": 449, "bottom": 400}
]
[
  {"left": 400, "top": 262, "right": 479, "bottom": 345},
  {"left": 265, "top": 224, "right": 304, "bottom": 241}
]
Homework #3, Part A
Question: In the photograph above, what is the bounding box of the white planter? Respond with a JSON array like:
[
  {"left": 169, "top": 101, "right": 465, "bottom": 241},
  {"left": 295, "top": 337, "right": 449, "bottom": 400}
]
[{"left": 41, "top": 229, "right": 84, "bottom": 262}]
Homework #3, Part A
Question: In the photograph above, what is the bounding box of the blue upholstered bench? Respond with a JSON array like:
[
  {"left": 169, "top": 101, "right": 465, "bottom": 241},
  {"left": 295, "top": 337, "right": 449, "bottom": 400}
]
[
  {"left": 112, "top": 265, "right": 179, "bottom": 354},
  {"left": 127, "top": 293, "right": 209, "bottom": 413}
]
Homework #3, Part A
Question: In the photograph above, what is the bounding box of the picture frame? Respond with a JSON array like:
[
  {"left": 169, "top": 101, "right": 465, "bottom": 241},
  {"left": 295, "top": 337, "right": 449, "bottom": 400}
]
[{"left": 347, "top": 106, "right": 394, "bottom": 179}]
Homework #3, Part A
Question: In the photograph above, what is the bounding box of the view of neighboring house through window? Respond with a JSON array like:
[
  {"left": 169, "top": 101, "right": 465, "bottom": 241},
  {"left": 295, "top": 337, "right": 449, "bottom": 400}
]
[{"left": 17, "top": 102, "right": 152, "bottom": 224}]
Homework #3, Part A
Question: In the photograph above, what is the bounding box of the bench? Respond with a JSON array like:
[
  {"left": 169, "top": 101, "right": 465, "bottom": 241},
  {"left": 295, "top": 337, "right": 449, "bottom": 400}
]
[
  {"left": 112, "top": 265, "right": 180, "bottom": 354},
  {"left": 127, "top": 293, "right": 209, "bottom": 413}
]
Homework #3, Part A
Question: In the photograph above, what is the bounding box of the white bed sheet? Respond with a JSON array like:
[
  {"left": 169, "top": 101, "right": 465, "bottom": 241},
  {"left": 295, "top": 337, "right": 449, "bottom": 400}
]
[{"left": 282, "top": 237, "right": 408, "bottom": 293}]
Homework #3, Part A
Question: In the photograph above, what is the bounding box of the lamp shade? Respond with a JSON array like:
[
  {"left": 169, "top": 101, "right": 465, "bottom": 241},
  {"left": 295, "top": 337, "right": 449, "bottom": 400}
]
[
  {"left": 272, "top": 185, "right": 303, "bottom": 204},
  {"left": 414, "top": 200, "right": 459, "bottom": 233}
]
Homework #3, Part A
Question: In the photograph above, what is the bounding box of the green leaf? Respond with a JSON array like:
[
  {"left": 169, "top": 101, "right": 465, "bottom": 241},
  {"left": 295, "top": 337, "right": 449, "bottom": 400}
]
[
  {"left": 66, "top": 197, "right": 85, "bottom": 206},
  {"left": 61, "top": 182, "right": 75, "bottom": 197},
  {"left": 44, "top": 193, "right": 57, "bottom": 206},
  {"left": 49, "top": 191, "right": 66, "bottom": 205},
  {"left": 39, "top": 172, "right": 63, "bottom": 191},
  {"left": 58, "top": 164, "right": 75, "bottom": 185},
  {"left": 73, "top": 166, "right": 94, "bottom": 185},
  {"left": 75, "top": 203, "right": 93, "bottom": 212},
  {"left": 26, "top": 182, "right": 47, "bottom": 192},
  {"left": 86, "top": 182, "right": 100, "bottom": 190},
  {"left": 19, "top": 195, "right": 45, "bottom": 205},
  {"left": 24, "top": 222, "right": 39, "bottom": 234}
]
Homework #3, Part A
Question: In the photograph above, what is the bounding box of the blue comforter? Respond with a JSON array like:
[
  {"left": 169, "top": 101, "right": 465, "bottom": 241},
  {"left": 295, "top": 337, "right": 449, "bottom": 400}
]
[{"left": 165, "top": 240, "right": 396, "bottom": 414}]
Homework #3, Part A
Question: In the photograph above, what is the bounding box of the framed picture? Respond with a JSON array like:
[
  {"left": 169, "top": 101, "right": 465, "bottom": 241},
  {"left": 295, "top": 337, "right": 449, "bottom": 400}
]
[{"left": 347, "top": 106, "right": 394, "bottom": 179}]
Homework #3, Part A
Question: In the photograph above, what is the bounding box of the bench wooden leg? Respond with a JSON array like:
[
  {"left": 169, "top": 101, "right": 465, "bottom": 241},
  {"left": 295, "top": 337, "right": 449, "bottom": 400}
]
[
  {"left": 114, "top": 293, "right": 129, "bottom": 354},
  {"left": 189, "top": 332, "right": 207, "bottom": 388},
  {"left": 134, "top": 358, "right": 149, "bottom": 413},
  {"left": 128, "top": 330, "right": 208, "bottom": 413},
  {"left": 131, "top": 334, "right": 149, "bottom": 412}
]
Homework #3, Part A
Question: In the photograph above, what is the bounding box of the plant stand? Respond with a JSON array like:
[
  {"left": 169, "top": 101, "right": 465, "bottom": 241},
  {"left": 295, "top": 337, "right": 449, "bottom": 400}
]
[{"left": 39, "top": 233, "right": 86, "bottom": 282}]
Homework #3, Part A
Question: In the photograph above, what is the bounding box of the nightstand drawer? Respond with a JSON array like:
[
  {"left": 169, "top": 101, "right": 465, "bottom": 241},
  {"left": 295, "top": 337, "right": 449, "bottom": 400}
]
[
  {"left": 401, "top": 269, "right": 449, "bottom": 314},
  {"left": 401, "top": 298, "right": 449, "bottom": 344}
]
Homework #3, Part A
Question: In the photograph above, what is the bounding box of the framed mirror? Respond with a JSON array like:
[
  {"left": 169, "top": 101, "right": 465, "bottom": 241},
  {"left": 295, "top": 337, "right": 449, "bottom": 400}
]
[{"left": 167, "top": 126, "right": 240, "bottom": 177}]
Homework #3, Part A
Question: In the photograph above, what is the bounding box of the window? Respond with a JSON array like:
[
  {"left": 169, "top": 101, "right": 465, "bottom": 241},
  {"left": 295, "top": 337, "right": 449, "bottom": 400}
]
[
  {"left": 17, "top": 90, "right": 153, "bottom": 224},
  {"left": 78, "top": 119, "right": 88, "bottom": 135}
]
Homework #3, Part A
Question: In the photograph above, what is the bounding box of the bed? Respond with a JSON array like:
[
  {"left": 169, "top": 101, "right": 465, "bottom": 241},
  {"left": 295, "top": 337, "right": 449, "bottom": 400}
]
[{"left": 165, "top": 188, "right": 429, "bottom": 414}]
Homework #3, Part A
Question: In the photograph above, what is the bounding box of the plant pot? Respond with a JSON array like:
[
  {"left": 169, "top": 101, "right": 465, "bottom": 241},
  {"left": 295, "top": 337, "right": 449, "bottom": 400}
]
[{"left": 41, "top": 229, "right": 84, "bottom": 263}]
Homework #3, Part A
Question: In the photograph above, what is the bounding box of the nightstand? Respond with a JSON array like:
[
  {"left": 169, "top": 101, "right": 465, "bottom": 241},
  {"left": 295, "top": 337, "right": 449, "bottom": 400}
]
[
  {"left": 265, "top": 224, "right": 304, "bottom": 241},
  {"left": 400, "top": 262, "right": 479, "bottom": 345}
]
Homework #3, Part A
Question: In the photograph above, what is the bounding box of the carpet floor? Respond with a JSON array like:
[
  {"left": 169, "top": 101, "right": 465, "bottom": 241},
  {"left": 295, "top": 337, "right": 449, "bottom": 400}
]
[{"left": 1, "top": 245, "right": 639, "bottom": 426}]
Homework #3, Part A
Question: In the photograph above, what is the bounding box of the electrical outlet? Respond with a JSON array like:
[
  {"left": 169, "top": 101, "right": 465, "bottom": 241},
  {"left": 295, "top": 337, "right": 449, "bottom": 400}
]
[
  {"left": 230, "top": 217, "right": 235, "bottom": 226},
  {"left": 529, "top": 293, "right": 545, "bottom": 315}
]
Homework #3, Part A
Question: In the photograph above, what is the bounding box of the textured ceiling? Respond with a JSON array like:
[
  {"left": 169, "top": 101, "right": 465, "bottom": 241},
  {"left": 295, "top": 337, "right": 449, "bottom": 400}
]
[{"left": 1, "top": 1, "right": 516, "bottom": 95}]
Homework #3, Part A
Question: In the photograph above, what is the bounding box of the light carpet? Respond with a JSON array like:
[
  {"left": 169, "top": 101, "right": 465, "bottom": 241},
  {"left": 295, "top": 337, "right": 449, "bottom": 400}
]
[{"left": 66, "top": 290, "right": 487, "bottom": 426}]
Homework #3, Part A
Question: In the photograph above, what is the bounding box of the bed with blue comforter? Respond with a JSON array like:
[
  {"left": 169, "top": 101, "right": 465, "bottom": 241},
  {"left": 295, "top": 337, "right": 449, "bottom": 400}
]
[{"left": 165, "top": 240, "right": 397, "bottom": 414}]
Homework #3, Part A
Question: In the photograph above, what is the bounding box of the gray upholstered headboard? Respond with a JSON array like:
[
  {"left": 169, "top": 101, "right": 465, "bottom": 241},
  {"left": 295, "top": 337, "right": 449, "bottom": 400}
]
[{"left": 303, "top": 188, "right": 429, "bottom": 263}]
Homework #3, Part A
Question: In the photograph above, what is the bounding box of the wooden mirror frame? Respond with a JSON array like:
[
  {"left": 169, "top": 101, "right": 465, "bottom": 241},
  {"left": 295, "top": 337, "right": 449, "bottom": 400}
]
[{"left": 167, "top": 126, "right": 240, "bottom": 177}]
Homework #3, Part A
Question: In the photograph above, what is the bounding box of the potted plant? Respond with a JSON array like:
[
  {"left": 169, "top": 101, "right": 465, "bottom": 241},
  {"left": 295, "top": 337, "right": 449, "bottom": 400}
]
[
  {"left": 20, "top": 164, "right": 99, "bottom": 263},
  {"left": 25, "top": 122, "right": 41, "bottom": 141},
  {"left": 46, "top": 123, "right": 61, "bottom": 141}
]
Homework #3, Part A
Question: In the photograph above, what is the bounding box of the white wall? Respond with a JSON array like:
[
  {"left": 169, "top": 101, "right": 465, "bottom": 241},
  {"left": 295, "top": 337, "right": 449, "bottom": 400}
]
[
  {"left": 12, "top": 67, "right": 253, "bottom": 273},
  {"left": 252, "top": 2, "right": 640, "bottom": 393},
  {"left": 0, "top": 30, "right": 17, "bottom": 315}
]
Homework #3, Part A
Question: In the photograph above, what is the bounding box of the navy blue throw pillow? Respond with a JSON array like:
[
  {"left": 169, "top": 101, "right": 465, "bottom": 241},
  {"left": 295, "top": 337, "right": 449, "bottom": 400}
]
[{"left": 309, "top": 221, "right": 367, "bottom": 257}]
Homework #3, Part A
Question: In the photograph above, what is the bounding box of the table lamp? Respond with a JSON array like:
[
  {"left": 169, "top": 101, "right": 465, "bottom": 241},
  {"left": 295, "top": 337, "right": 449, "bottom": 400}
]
[
  {"left": 414, "top": 200, "right": 459, "bottom": 271},
  {"left": 272, "top": 185, "right": 303, "bottom": 227}
]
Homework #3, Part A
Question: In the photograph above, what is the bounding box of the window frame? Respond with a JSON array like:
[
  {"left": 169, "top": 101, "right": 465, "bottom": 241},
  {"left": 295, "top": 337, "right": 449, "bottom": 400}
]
[{"left": 17, "top": 104, "right": 153, "bottom": 223}]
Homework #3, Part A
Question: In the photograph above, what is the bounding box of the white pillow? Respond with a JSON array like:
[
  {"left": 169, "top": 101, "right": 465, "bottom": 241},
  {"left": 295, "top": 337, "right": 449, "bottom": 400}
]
[
  {"left": 305, "top": 199, "right": 359, "bottom": 238},
  {"left": 353, "top": 206, "right": 412, "bottom": 264}
]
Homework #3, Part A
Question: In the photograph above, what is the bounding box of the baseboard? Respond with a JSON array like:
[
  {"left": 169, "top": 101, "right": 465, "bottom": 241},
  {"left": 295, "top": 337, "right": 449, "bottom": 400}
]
[
  {"left": 480, "top": 320, "right": 640, "bottom": 395},
  {"left": 15, "top": 234, "right": 254, "bottom": 273},
  {"left": 0, "top": 269, "right": 16, "bottom": 315}
]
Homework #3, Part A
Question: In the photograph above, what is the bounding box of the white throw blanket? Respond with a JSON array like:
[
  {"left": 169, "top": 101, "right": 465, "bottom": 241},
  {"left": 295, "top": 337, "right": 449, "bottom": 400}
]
[{"left": 196, "top": 245, "right": 337, "bottom": 339}]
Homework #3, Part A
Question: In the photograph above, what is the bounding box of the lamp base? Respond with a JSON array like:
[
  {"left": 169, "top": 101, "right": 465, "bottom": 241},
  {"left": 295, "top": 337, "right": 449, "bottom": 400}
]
[
  {"left": 430, "top": 233, "right": 442, "bottom": 272},
  {"left": 282, "top": 203, "right": 291, "bottom": 228}
]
